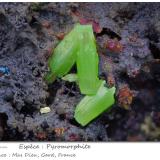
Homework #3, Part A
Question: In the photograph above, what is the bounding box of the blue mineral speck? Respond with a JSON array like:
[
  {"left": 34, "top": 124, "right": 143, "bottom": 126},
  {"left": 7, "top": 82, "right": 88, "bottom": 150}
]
[{"left": 0, "top": 66, "right": 10, "bottom": 76}]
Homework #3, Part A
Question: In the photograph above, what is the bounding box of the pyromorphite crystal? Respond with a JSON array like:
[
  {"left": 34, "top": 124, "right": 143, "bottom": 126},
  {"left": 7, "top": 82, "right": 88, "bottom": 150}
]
[
  {"left": 45, "top": 25, "right": 80, "bottom": 83},
  {"left": 74, "top": 81, "right": 115, "bottom": 126},
  {"left": 76, "top": 25, "right": 101, "bottom": 95}
]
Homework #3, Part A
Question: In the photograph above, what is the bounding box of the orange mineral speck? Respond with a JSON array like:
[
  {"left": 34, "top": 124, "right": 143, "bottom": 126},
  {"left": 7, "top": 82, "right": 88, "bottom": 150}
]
[
  {"left": 36, "top": 132, "right": 47, "bottom": 140},
  {"left": 107, "top": 73, "right": 115, "bottom": 88},
  {"left": 79, "top": 17, "right": 102, "bottom": 33},
  {"left": 56, "top": 32, "right": 65, "bottom": 40},
  {"left": 117, "top": 85, "right": 134, "bottom": 110},
  {"left": 54, "top": 127, "right": 65, "bottom": 137},
  {"left": 105, "top": 39, "right": 123, "bottom": 53}
]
